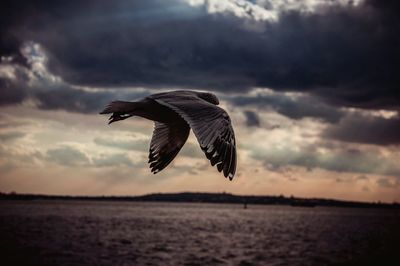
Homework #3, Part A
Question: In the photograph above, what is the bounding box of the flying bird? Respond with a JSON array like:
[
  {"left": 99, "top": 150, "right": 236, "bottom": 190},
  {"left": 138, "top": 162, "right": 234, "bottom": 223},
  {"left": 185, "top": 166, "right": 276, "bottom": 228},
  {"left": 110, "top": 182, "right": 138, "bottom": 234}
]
[{"left": 100, "top": 90, "right": 237, "bottom": 180}]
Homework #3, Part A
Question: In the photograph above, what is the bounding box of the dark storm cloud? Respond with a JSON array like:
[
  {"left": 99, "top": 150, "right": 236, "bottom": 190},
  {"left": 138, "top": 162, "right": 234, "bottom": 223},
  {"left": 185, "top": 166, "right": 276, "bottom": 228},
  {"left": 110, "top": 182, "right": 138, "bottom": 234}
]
[
  {"left": 0, "top": 63, "right": 31, "bottom": 106},
  {"left": 0, "top": 73, "right": 144, "bottom": 113},
  {"left": 0, "top": 60, "right": 149, "bottom": 113},
  {"left": 324, "top": 113, "right": 400, "bottom": 145},
  {"left": 0, "top": 0, "right": 399, "bottom": 111},
  {"left": 0, "top": 78, "right": 27, "bottom": 106},
  {"left": 243, "top": 110, "right": 261, "bottom": 127},
  {"left": 35, "top": 86, "right": 112, "bottom": 113},
  {"left": 232, "top": 93, "right": 344, "bottom": 123}
]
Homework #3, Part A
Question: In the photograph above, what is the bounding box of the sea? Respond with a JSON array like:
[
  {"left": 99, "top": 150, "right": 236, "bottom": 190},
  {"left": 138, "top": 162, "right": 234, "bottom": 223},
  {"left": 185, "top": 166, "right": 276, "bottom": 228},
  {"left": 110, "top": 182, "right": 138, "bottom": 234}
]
[{"left": 0, "top": 200, "right": 399, "bottom": 266}]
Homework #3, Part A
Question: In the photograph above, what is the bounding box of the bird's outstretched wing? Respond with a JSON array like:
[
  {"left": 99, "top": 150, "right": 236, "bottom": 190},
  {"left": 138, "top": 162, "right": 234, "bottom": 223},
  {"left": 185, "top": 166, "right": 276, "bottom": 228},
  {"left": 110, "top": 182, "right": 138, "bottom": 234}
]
[
  {"left": 149, "top": 121, "right": 190, "bottom": 174},
  {"left": 149, "top": 93, "right": 237, "bottom": 180}
]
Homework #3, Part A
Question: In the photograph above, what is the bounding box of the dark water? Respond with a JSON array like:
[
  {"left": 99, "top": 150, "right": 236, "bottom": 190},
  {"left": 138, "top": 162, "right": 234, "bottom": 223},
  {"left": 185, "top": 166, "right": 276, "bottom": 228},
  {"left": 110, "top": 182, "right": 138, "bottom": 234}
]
[{"left": 0, "top": 201, "right": 399, "bottom": 266}]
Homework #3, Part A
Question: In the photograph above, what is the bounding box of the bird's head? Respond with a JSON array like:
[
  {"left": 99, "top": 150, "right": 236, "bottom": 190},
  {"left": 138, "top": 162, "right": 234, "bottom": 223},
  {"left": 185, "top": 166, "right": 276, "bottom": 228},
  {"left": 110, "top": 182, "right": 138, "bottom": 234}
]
[{"left": 198, "top": 92, "right": 220, "bottom": 105}]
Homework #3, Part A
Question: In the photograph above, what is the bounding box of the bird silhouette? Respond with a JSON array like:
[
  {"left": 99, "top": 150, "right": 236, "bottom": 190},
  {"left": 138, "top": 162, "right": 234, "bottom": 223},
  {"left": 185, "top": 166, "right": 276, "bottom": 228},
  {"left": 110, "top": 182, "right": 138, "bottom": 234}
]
[{"left": 100, "top": 90, "right": 236, "bottom": 180}]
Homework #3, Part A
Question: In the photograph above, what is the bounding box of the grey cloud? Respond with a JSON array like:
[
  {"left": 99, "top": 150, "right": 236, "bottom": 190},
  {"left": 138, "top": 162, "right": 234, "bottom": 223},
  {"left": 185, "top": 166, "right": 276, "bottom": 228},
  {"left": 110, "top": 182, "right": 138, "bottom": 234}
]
[
  {"left": 243, "top": 110, "right": 261, "bottom": 127},
  {"left": 231, "top": 93, "right": 344, "bottom": 123},
  {"left": 35, "top": 86, "right": 114, "bottom": 113},
  {"left": 41, "top": 88, "right": 148, "bottom": 114},
  {"left": 0, "top": 119, "right": 28, "bottom": 128},
  {"left": 0, "top": 145, "right": 43, "bottom": 168},
  {"left": 0, "top": 77, "right": 112, "bottom": 113},
  {"left": 324, "top": 113, "right": 400, "bottom": 145},
  {"left": 94, "top": 136, "right": 203, "bottom": 158},
  {"left": 93, "top": 153, "right": 136, "bottom": 167},
  {"left": 93, "top": 137, "right": 149, "bottom": 152},
  {"left": 376, "top": 178, "right": 399, "bottom": 189},
  {"left": 0, "top": 63, "right": 31, "bottom": 106},
  {"left": 178, "top": 142, "right": 203, "bottom": 158},
  {"left": 0, "top": 131, "right": 26, "bottom": 142},
  {"left": 34, "top": 86, "right": 148, "bottom": 114},
  {"left": 46, "top": 145, "right": 137, "bottom": 168},
  {"left": 0, "top": 60, "right": 149, "bottom": 113},
  {"left": 46, "top": 146, "right": 90, "bottom": 166},
  {"left": 356, "top": 175, "right": 369, "bottom": 180},
  {"left": 0, "top": 78, "right": 27, "bottom": 106},
  {"left": 251, "top": 145, "right": 400, "bottom": 177}
]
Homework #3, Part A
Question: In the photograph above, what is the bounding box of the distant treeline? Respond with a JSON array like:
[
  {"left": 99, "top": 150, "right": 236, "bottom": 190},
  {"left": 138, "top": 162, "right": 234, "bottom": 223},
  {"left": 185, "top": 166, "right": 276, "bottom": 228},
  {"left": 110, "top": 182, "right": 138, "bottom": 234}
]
[{"left": 0, "top": 191, "right": 399, "bottom": 209}]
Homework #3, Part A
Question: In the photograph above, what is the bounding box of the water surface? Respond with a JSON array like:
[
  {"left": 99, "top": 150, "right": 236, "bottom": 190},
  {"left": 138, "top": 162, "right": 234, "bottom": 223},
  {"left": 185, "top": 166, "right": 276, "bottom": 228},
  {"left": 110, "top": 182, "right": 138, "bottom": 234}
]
[{"left": 0, "top": 201, "right": 399, "bottom": 265}]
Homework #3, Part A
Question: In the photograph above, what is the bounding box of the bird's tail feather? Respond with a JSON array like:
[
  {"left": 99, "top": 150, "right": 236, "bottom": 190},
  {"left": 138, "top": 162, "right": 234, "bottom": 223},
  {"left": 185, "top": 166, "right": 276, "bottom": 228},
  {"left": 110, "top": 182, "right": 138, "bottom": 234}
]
[{"left": 100, "top": 101, "right": 139, "bottom": 124}]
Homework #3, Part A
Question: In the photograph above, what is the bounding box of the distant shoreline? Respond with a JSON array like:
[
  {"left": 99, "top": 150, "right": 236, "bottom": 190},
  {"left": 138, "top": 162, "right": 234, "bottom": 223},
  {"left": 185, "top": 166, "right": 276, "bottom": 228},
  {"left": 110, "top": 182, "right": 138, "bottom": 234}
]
[{"left": 1, "top": 192, "right": 399, "bottom": 210}]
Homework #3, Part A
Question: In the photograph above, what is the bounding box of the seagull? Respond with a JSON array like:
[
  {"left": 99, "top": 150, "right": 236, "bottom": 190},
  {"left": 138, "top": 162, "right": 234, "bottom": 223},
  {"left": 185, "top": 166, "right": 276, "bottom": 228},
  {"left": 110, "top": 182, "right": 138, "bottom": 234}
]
[{"left": 100, "top": 90, "right": 237, "bottom": 180}]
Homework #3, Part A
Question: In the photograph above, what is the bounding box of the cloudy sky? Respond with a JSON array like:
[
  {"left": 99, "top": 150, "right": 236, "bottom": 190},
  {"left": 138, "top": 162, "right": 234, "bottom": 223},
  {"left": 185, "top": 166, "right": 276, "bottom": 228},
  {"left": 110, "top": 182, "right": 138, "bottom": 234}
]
[{"left": 1, "top": 0, "right": 399, "bottom": 202}]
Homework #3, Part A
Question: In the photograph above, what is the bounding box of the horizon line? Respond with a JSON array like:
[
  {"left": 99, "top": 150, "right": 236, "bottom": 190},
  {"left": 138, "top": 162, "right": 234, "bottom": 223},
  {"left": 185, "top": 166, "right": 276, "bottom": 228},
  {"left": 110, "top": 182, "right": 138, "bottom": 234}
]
[{"left": 1, "top": 190, "right": 398, "bottom": 205}]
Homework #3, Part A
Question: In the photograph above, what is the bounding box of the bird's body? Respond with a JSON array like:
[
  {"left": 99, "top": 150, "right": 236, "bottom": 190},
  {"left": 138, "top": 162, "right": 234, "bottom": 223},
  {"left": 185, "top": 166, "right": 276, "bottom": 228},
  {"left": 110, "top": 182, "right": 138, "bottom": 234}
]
[
  {"left": 100, "top": 90, "right": 236, "bottom": 180},
  {"left": 107, "top": 98, "right": 185, "bottom": 124}
]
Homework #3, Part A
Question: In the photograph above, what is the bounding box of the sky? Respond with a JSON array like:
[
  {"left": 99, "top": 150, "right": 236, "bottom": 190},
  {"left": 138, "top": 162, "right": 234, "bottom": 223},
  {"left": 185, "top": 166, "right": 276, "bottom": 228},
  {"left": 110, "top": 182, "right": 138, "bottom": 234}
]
[{"left": 0, "top": 0, "right": 399, "bottom": 202}]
